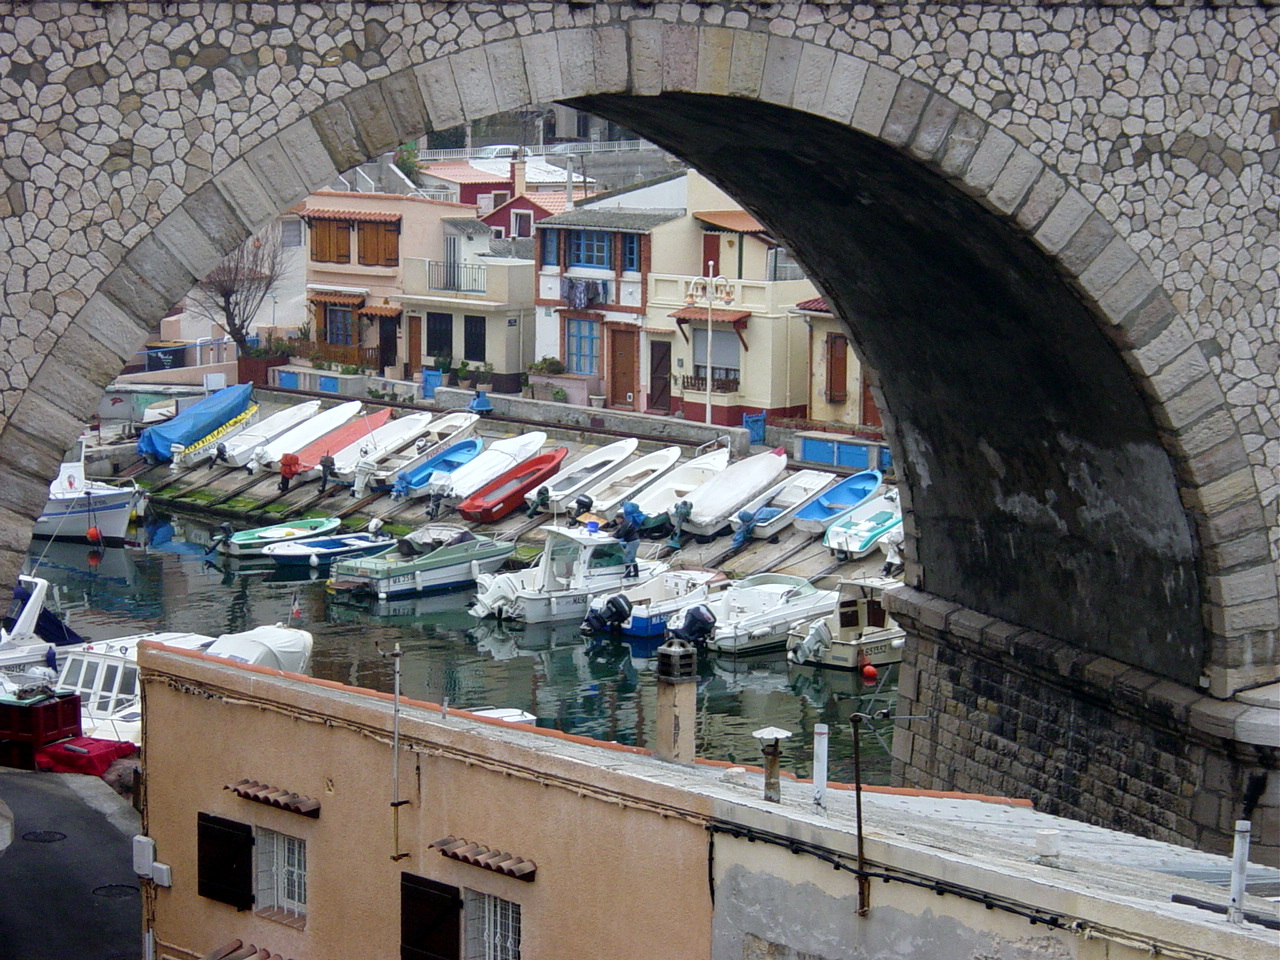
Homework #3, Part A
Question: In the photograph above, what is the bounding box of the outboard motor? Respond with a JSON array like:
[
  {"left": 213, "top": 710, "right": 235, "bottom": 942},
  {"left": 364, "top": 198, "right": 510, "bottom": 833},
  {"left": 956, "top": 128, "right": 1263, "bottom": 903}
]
[
  {"left": 318, "top": 453, "right": 336, "bottom": 494},
  {"left": 667, "top": 603, "right": 716, "bottom": 645},
  {"left": 581, "top": 593, "right": 632, "bottom": 635},
  {"left": 731, "top": 509, "right": 757, "bottom": 551},
  {"left": 568, "top": 493, "right": 594, "bottom": 524},
  {"left": 787, "top": 619, "right": 832, "bottom": 666},
  {"left": 526, "top": 485, "right": 550, "bottom": 518},
  {"left": 667, "top": 500, "right": 693, "bottom": 550},
  {"left": 427, "top": 490, "right": 447, "bottom": 520},
  {"left": 211, "top": 441, "right": 228, "bottom": 467}
]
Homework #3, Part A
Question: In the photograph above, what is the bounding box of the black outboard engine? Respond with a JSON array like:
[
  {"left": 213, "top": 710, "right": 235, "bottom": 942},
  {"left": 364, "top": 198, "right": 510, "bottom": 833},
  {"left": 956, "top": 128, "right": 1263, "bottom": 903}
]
[
  {"left": 568, "top": 493, "right": 594, "bottom": 524},
  {"left": 666, "top": 603, "right": 716, "bottom": 645},
  {"left": 581, "top": 593, "right": 632, "bottom": 635}
]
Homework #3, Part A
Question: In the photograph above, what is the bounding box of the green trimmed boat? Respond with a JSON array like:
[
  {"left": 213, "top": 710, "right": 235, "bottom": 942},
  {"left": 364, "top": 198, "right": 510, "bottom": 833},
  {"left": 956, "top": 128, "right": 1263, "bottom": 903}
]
[{"left": 215, "top": 517, "right": 342, "bottom": 557}]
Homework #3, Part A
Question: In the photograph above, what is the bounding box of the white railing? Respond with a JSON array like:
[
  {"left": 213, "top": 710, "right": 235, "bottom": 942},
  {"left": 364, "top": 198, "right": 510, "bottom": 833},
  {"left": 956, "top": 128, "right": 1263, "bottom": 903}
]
[{"left": 416, "top": 140, "right": 649, "bottom": 161}]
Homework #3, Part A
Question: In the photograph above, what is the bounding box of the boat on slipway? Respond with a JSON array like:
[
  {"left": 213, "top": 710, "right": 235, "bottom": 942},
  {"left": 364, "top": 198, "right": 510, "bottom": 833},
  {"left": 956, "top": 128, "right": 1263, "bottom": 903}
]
[
  {"left": 252, "top": 400, "right": 363, "bottom": 473},
  {"left": 34, "top": 444, "right": 147, "bottom": 546},
  {"left": 581, "top": 568, "right": 728, "bottom": 637},
  {"left": 325, "top": 411, "right": 436, "bottom": 484},
  {"left": 292, "top": 407, "right": 393, "bottom": 480},
  {"left": 214, "top": 517, "right": 342, "bottom": 557},
  {"left": 135, "top": 383, "right": 254, "bottom": 464},
  {"left": 524, "top": 438, "right": 638, "bottom": 515},
  {"left": 628, "top": 447, "right": 730, "bottom": 532},
  {"left": 791, "top": 469, "right": 882, "bottom": 535},
  {"left": 666, "top": 572, "right": 839, "bottom": 655},
  {"left": 353, "top": 411, "right": 480, "bottom": 498},
  {"left": 391, "top": 438, "right": 484, "bottom": 500},
  {"left": 726, "top": 468, "right": 837, "bottom": 541},
  {"left": 469, "top": 525, "right": 669, "bottom": 623},
  {"left": 673, "top": 447, "right": 789, "bottom": 538},
  {"left": 170, "top": 401, "right": 260, "bottom": 469},
  {"left": 823, "top": 487, "right": 903, "bottom": 560},
  {"left": 211, "top": 399, "right": 323, "bottom": 469},
  {"left": 426, "top": 432, "right": 547, "bottom": 506},
  {"left": 458, "top": 447, "right": 568, "bottom": 524},
  {"left": 327, "top": 525, "right": 515, "bottom": 600},
  {"left": 787, "top": 577, "right": 905, "bottom": 672},
  {"left": 567, "top": 445, "right": 681, "bottom": 521}
]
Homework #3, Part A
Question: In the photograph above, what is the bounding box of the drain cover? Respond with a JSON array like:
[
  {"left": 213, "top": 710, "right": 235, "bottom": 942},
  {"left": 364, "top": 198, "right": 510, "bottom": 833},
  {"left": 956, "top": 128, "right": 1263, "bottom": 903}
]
[
  {"left": 92, "top": 884, "right": 140, "bottom": 899},
  {"left": 22, "top": 831, "right": 67, "bottom": 843}
]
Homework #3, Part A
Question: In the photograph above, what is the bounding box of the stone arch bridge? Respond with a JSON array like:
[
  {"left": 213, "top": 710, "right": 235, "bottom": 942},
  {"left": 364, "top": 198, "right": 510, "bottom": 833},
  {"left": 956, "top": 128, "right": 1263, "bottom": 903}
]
[{"left": 1, "top": 3, "right": 1276, "bottom": 861}]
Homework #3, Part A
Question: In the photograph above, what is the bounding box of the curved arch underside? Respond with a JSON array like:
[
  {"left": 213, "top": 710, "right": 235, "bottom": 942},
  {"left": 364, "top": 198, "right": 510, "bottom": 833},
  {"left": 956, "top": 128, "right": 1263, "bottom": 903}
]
[{"left": 574, "top": 93, "right": 1202, "bottom": 683}]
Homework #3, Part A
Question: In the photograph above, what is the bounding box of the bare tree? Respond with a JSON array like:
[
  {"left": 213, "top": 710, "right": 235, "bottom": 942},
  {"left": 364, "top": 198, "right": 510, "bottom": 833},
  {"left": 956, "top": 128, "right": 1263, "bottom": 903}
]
[{"left": 186, "top": 223, "right": 293, "bottom": 352}]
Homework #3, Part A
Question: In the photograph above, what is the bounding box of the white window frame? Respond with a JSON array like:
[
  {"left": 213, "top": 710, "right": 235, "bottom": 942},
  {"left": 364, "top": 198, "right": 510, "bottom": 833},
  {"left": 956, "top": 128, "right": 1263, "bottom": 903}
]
[
  {"left": 511, "top": 210, "right": 533, "bottom": 238},
  {"left": 464, "top": 889, "right": 521, "bottom": 960},
  {"left": 255, "top": 827, "right": 307, "bottom": 919}
]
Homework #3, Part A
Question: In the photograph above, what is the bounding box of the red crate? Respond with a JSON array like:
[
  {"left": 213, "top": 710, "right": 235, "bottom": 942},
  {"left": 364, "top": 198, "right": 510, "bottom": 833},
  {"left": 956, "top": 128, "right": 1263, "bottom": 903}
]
[
  {"left": 36, "top": 737, "right": 137, "bottom": 777},
  {"left": 0, "top": 739, "right": 38, "bottom": 770},
  {"left": 0, "top": 693, "right": 82, "bottom": 745}
]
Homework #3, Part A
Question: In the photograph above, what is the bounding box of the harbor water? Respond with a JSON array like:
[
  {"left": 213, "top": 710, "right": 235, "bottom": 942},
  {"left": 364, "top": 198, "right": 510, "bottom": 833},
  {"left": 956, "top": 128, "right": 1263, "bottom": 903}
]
[{"left": 23, "top": 514, "right": 899, "bottom": 785}]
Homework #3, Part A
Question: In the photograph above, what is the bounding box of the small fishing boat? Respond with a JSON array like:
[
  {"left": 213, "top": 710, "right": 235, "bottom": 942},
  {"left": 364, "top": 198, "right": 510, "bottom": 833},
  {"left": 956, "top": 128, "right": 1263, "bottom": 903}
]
[
  {"left": 327, "top": 525, "right": 515, "bottom": 599},
  {"left": 262, "top": 528, "right": 396, "bottom": 568},
  {"left": 34, "top": 444, "right": 147, "bottom": 546},
  {"left": 726, "top": 468, "right": 837, "bottom": 541},
  {"left": 427, "top": 432, "right": 547, "bottom": 504},
  {"left": 136, "top": 383, "right": 254, "bottom": 463},
  {"left": 674, "top": 447, "right": 789, "bottom": 538},
  {"left": 823, "top": 487, "right": 903, "bottom": 560},
  {"left": 469, "top": 525, "right": 670, "bottom": 623},
  {"left": 792, "top": 469, "right": 883, "bottom": 534},
  {"left": 325, "top": 411, "right": 436, "bottom": 483},
  {"left": 567, "top": 445, "right": 681, "bottom": 520},
  {"left": 391, "top": 438, "right": 484, "bottom": 500},
  {"left": 252, "top": 400, "right": 363, "bottom": 472},
  {"left": 629, "top": 447, "right": 730, "bottom": 531},
  {"left": 665, "top": 572, "right": 839, "bottom": 655},
  {"left": 293, "top": 407, "right": 393, "bottom": 479},
  {"left": 581, "top": 568, "right": 728, "bottom": 637},
  {"left": 787, "top": 577, "right": 905, "bottom": 671},
  {"left": 458, "top": 447, "right": 568, "bottom": 524},
  {"left": 523, "top": 438, "right": 638, "bottom": 515},
  {"left": 214, "top": 517, "right": 342, "bottom": 557},
  {"left": 354, "top": 411, "right": 480, "bottom": 497},
  {"left": 213, "top": 400, "right": 323, "bottom": 468},
  {"left": 170, "top": 401, "right": 260, "bottom": 469}
]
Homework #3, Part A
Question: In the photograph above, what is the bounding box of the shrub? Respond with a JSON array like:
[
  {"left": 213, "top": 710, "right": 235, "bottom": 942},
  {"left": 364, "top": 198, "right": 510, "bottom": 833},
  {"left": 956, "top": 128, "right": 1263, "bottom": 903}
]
[{"left": 528, "top": 356, "right": 566, "bottom": 375}]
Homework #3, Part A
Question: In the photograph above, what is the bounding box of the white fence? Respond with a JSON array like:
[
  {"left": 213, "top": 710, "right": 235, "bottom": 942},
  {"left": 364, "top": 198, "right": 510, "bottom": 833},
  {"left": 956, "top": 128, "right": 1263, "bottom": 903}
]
[{"left": 416, "top": 140, "right": 649, "bottom": 162}]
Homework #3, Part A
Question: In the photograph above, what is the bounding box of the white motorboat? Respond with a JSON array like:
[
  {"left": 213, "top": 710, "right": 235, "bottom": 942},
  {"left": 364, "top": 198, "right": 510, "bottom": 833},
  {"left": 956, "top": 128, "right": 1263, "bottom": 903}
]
[
  {"left": 823, "top": 487, "right": 904, "bottom": 560},
  {"left": 726, "top": 468, "right": 837, "bottom": 540},
  {"left": 323, "top": 411, "right": 436, "bottom": 483},
  {"left": 787, "top": 577, "right": 905, "bottom": 671},
  {"left": 673, "top": 446, "right": 789, "bottom": 537},
  {"left": 524, "top": 437, "right": 638, "bottom": 515},
  {"left": 427, "top": 431, "right": 546, "bottom": 504},
  {"left": 666, "top": 572, "right": 839, "bottom": 655},
  {"left": 629, "top": 447, "right": 730, "bottom": 532},
  {"left": 0, "top": 575, "right": 84, "bottom": 680},
  {"left": 353, "top": 411, "right": 480, "bottom": 498},
  {"left": 469, "top": 525, "right": 670, "bottom": 623},
  {"left": 327, "top": 524, "right": 515, "bottom": 599},
  {"left": 56, "top": 624, "right": 313, "bottom": 744},
  {"left": 170, "top": 402, "right": 260, "bottom": 469},
  {"left": 569, "top": 445, "right": 681, "bottom": 519},
  {"left": 252, "top": 399, "right": 363, "bottom": 472},
  {"left": 33, "top": 446, "right": 146, "bottom": 546},
  {"left": 581, "top": 568, "right": 728, "bottom": 637},
  {"left": 213, "top": 400, "right": 323, "bottom": 468}
]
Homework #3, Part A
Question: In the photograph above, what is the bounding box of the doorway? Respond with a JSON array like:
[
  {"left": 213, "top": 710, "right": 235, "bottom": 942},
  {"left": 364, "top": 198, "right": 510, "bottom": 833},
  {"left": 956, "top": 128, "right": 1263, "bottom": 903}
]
[
  {"left": 608, "top": 327, "right": 638, "bottom": 409},
  {"left": 648, "top": 339, "right": 671, "bottom": 413}
]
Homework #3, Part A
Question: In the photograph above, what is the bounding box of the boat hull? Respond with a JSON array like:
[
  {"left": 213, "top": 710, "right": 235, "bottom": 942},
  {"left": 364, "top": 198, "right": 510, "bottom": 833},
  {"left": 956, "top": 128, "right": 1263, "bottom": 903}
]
[
  {"left": 34, "top": 487, "right": 142, "bottom": 545},
  {"left": 458, "top": 448, "right": 567, "bottom": 523},
  {"left": 264, "top": 535, "right": 394, "bottom": 566},
  {"left": 792, "top": 469, "right": 883, "bottom": 534},
  {"left": 220, "top": 518, "right": 342, "bottom": 556}
]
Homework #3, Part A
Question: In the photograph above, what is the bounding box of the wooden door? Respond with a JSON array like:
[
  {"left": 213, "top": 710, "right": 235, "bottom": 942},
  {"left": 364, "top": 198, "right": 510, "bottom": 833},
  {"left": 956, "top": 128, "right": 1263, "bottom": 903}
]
[
  {"left": 609, "top": 327, "right": 638, "bottom": 409},
  {"left": 648, "top": 339, "right": 671, "bottom": 412},
  {"left": 862, "top": 376, "right": 883, "bottom": 429},
  {"left": 379, "top": 316, "right": 398, "bottom": 373},
  {"left": 702, "top": 234, "right": 719, "bottom": 277},
  {"left": 406, "top": 315, "right": 422, "bottom": 379}
]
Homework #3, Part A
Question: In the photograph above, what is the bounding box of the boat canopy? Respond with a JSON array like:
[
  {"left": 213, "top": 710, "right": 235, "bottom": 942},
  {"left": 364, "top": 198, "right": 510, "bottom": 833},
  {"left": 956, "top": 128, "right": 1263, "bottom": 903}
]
[
  {"left": 136, "top": 384, "right": 253, "bottom": 462},
  {"left": 205, "top": 626, "right": 313, "bottom": 674}
]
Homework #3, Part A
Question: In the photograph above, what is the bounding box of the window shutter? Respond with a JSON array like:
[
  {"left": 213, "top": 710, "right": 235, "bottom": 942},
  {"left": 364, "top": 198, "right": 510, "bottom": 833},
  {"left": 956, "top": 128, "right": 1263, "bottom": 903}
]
[
  {"left": 383, "top": 223, "right": 400, "bottom": 267},
  {"left": 357, "top": 221, "right": 375, "bottom": 266},
  {"left": 335, "top": 220, "right": 351, "bottom": 263},
  {"left": 826, "top": 334, "right": 849, "bottom": 403},
  {"left": 310, "top": 220, "right": 328, "bottom": 262},
  {"left": 197, "top": 812, "right": 254, "bottom": 910},
  {"left": 401, "top": 872, "right": 462, "bottom": 960}
]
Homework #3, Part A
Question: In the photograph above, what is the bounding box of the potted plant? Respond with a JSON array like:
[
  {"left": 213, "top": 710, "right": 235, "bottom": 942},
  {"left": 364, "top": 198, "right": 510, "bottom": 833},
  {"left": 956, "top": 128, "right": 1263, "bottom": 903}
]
[
  {"left": 475, "top": 362, "right": 494, "bottom": 389},
  {"left": 456, "top": 360, "right": 473, "bottom": 389}
]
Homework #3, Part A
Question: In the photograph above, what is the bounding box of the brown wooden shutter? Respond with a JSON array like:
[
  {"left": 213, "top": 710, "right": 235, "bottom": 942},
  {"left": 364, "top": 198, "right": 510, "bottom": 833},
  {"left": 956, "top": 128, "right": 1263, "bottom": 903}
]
[
  {"left": 826, "top": 333, "right": 849, "bottom": 403},
  {"left": 357, "top": 221, "right": 375, "bottom": 266},
  {"left": 335, "top": 220, "right": 351, "bottom": 263},
  {"left": 197, "top": 812, "right": 254, "bottom": 910},
  {"left": 383, "top": 222, "right": 400, "bottom": 266},
  {"left": 310, "top": 220, "right": 329, "bottom": 262},
  {"left": 401, "top": 873, "right": 462, "bottom": 960}
]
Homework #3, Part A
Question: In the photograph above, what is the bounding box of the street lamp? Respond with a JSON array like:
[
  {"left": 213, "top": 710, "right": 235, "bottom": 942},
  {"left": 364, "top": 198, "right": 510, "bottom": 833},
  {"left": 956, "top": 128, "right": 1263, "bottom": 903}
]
[
  {"left": 752, "top": 725, "right": 792, "bottom": 803},
  {"left": 685, "top": 261, "right": 734, "bottom": 425}
]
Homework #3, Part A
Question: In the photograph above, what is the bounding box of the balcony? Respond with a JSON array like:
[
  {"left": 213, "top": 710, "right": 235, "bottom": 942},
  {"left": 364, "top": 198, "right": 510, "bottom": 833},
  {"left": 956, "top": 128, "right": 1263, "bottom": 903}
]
[
  {"left": 292, "top": 341, "right": 381, "bottom": 370},
  {"left": 647, "top": 273, "right": 817, "bottom": 321},
  {"left": 426, "top": 260, "right": 486, "bottom": 294},
  {"left": 679, "top": 374, "right": 740, "bottom": 394}
]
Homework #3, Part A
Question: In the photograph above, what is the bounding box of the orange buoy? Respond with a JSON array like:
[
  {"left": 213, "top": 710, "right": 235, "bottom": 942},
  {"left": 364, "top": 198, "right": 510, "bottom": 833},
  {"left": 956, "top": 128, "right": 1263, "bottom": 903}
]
[
  {"left": 86, "top": 526, "right": 102, "bottom": 544},
  {"left": 861, "top": 663, "right": 878, "bottom": 683},
  {"left": 87, "top": 549, "right": 103, "bottom": 567}
]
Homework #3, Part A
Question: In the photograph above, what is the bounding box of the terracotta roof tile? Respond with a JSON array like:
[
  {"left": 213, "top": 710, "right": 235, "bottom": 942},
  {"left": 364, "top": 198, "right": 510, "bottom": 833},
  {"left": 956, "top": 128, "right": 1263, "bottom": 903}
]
[
  {"left": 694, "top": 209, "right": 766, "bottom": 233},
  {"left": 423, "top": 161, "right": 510, "bottom": 184},
  {"left": 301, "top": 208, "right": 401, "bottom": 223},
  {"left": 795, "top": 296, "right": 830, "bottom": 313},
  {"left": 307, "top": 292, "right": 364, "bottom": 307},
  {"left": 358, "top": 304, "right": 403, "bottom": 318},
  {"left": 225, "top": 779, "right": 321, "bottom": 818},
  {"left": 430, "top": 835, "right": 537, "bottom": 881},
  {"left": 669, "top": 306, "right": 753, "bottom": 323}
]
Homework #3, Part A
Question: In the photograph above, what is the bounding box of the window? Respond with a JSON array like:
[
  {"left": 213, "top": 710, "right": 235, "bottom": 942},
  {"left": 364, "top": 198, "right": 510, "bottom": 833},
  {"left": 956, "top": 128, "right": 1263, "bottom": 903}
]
[
  {"left": 402, "top": 873, "right": 462, "bottom": 960},
  {"left": 280, "top": 218, "right": 303, "bottom": 247},
  {"left": 491, "top": 191, "right": 510, "bottom": 208},
  {"left": 357, "top": 220, "right": 400, "bottom": 266},
  {"left": 492, "top": 226, "right": 506, "bottom": 239},
  {"left": 568, "top": 230, "right": 611, "bottom": 268},
  {"left": 256, "top": 827, "right": 308, "bottom": 920},
  {"left": 622, "top": 233, "right": 640, "bottom": 272},
  {"left": 464, "top": 889, "right": 521, "bottom": 960},
  {"left": 197, "top": 812, "right": 254, "bottom": 911},
  {"left": 512, "top": 211, "right": 533, "bottom": 239},
  {"left": 564, "top": 318, "right": 599, "bottom": 375},
  {"left": 766, "top": 245, "right": 805, "bottom": 281},
  {"left": 540, "top": 229, "right": 559, "bottom": 266},
  {"left": 464, "top": 316, "right": 486, "bottom": 363},
  {"left": 427, "top": 313, "right": 453, "bottom": 357},
  {"left": 326, "top": 306, "right": 354, "bottom": 345},
  {"left": 310, "top": 218, "right": 351, "bottom": 264},
  {"left": 691, "top": 327, "right": 741, "bottom": 383}
]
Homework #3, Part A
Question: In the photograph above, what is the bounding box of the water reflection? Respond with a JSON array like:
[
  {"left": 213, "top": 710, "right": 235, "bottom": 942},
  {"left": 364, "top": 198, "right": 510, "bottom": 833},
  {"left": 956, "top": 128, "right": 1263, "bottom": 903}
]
[{"left": 22, "top": 514, "right": 900, "bottom": 783}]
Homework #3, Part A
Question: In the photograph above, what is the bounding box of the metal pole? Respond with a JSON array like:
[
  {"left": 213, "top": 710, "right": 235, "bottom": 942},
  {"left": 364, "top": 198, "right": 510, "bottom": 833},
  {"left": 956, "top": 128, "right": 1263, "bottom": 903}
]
[
  {"left": 762, "top": 740, "right": 782, "bottom": 802},
  {"left": 852, "top": 713, "right": 870, "bottom": 916},
  {"left": 1228, "top": 819, "right": 1251, "bottom": 924},
  {"left": 813, "top": 723, "right": 828, "bottom": 813},
  {"left": 389, "top": 643, "right": 409, "bottom": 861}
]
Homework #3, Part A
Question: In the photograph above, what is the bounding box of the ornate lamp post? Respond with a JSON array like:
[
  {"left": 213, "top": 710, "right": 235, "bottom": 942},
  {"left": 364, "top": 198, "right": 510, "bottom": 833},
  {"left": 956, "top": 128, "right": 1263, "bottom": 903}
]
[{"left": 685, "top": 261, "right": 734, "bottom": 424}]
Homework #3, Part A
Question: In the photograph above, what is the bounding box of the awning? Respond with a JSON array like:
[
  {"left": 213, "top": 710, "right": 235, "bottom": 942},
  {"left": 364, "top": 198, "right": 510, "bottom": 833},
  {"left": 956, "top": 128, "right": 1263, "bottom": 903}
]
[
  {"left": 200, "top": 938, "right": 299, "bottom": 960},
  {"left": 358, "top": 304, "right": 403, "bottom": 318},
  {"left": 225, "top": 779, "right": 321, "bottom": 818},
  {"left": 693, "top": 210, "right": 766, "bottom": 233},
  {"left": 670, "top": 306, "right": 751, "bottom": 350},
  {"left": 308, "top": 291, "right": 365, "bottom": 307},
  {"left": 301, "top": 208, "right": 402, "bottom": 224},
  {"left": 430, "top": 835, "right": 537, "bottom": 882},
  {"left": 795, "top": 296, "right": 830, "bottom": 313}
]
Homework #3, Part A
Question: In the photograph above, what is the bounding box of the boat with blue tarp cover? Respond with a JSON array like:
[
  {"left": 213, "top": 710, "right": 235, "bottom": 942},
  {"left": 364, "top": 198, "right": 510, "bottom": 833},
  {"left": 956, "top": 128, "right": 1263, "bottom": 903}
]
[{"left": 135, "top": 383, "right": 254, "bottom": 463}]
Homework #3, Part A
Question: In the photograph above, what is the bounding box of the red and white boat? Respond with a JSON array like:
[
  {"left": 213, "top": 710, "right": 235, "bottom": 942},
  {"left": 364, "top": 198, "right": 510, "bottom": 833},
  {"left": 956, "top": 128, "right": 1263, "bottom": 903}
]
[
  {"left": 293, "top": 408, "right": 393, "bottom": 478},
  {"left": 457, "top": 448, "right": 568, "bottom": 524}
]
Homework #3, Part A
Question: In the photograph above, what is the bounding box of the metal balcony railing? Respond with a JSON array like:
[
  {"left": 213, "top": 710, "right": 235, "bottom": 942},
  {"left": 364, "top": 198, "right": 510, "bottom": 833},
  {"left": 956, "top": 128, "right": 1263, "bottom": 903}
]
[
  {"left": 679, "top": 375, "right": 740, "bottom": 394},
  {"left": 426, "top": 260, "right": 487, "bottom": 294}
]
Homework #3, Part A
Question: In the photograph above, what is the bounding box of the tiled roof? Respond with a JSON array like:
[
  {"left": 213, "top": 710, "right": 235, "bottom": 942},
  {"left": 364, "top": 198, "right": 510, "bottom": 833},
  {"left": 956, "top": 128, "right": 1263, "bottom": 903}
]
[
  {"left": 795, "top": 296, "right": 830, "bottom": 313},
  {"left": 538, "top": 208, "right": 683, "bottom": 232},
  {"left": 301, "top": 209, "right": 401, "bottom": 223},
  {"left": 358, "top": 304, "right": 402, "bottom": 318},
  {"left": 307, "top": 292, "right": 364, "bottom": 306},
  {"left": 430, "top": 835, "right": 537, "bottom": 881},
  {"left": 694, "top": 210, "right": 765, "bottom": 233},
  {"left": 225, "top": 779, "right": 321, "bottom": 817},
  {"left": 201, "top": 938, "right": 297, "bottom": 960},
  {"left": 442, "top": 216, "right": 492, "bottom": 237},
  {"left": 669, "top": 306, "right": 753, "bottom": 323},
  {"left": 473, "top": 157, "right": 591, "bottom": 184},
  {"left": 487, "top": 237, "right": 537, "bottom": 260},
  {"left": 422, "top": 161, "right": 509, "bottom": 184}
]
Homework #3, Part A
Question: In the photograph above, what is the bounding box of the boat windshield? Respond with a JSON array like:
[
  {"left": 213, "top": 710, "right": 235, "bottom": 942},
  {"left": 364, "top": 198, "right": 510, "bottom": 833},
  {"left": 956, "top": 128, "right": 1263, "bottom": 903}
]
[
  {"left": 545, "top": 538, "right": 578, "bottom": 588},
  {"left": 587, "top": 543, "right": 624, "bottom": 569}
]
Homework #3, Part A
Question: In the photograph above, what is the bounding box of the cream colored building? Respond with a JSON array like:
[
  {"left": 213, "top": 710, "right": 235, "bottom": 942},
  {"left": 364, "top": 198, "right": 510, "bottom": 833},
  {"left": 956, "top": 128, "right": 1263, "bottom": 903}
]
[
  {"left": 795, "top": 295, "right": 884, "bottom": 431},
  {"left": 139, "top": 644, "right": 1277, "bottom": 960}
]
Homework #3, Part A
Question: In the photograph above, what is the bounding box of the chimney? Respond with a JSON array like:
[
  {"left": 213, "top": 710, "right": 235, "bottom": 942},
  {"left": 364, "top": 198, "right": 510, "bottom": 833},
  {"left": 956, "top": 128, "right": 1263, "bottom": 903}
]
[
  {"left": 654, "top": 637, "right": 697, "bottom": 763},
  {"left": 564, "top": 154, "right": 575, "bottom": 211},
  {"left": 512, "top": 158, "right": 527, "bottom": 198}
]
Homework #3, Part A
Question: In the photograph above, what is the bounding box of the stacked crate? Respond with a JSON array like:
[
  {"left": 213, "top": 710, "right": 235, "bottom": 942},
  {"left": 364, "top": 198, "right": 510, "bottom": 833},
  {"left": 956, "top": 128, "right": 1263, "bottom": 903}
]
[{"left": 0, "top": 692, "right": 82, "bottom": 769}]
